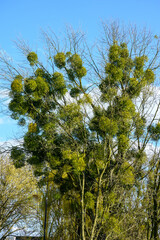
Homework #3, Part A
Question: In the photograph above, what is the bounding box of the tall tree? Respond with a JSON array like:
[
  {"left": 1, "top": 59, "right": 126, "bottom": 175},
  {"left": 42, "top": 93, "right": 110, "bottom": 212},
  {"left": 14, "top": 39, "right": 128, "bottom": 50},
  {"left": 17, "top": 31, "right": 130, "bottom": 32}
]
[{"left": 1, "top": 22, "right": 160, "bottom": 239}]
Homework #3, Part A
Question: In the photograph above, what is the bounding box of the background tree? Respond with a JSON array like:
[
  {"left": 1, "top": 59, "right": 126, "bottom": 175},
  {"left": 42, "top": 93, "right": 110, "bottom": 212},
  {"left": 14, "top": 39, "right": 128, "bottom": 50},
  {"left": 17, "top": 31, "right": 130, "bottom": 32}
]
[
  {"left": 1, "top": 21, "right": 160, "bottom": 240},
  {"left": 0, "top": 156, "right": 39, "bottom": 239}
]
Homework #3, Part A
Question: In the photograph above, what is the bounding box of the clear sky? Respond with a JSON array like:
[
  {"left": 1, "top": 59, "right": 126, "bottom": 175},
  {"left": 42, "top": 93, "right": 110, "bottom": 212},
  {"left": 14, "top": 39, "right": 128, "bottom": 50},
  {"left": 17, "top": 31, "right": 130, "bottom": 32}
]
[{"left": 0, "top": 0, "right": 160, "bottom": 142}]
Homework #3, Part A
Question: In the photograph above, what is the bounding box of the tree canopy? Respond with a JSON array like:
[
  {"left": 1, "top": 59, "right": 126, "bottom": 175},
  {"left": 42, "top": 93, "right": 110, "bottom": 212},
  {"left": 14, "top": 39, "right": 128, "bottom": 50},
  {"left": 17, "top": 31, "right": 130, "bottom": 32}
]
[
  {"left": 1, "top": 22, "right": 160, "bottom": 240},
  {"left": 0, "top": 157, "right": 38, "bottom": 239}
]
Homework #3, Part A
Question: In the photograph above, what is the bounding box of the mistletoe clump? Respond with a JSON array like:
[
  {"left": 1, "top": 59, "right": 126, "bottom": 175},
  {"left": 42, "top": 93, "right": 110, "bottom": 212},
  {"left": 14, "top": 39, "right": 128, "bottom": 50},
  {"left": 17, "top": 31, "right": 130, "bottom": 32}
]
[
  {"left": 11, "top": 146, "right": 25, "bottom": 168},
  {"left": 27, "top": 52, "right": 38, "bottom": 66},
  {"left": 11, "top": 75, "right": 23, "bottom": 93},
  {"left": 54, "top": 52, "right": 66, "bottom": 69},
  {"left": 51, "top": 72, "right": 67, "bottom": 97},
  {"left": 25, "top": 79, "right": 37, "bottom": 93},
  {"left": 69, "top": 54, "right": 87, "bottom": 79},
  {"left": 99, "top": 116, "right": 118, "bottom": 136},
  {"left": 35, "top": 76, "right": 49, "bottom": 97}
]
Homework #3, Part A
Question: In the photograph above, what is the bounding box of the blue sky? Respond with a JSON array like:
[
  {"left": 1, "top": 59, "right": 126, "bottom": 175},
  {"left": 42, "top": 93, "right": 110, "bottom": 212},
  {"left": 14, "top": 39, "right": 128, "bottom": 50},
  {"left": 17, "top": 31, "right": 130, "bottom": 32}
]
[{"left": 0, "top": 0, "right": 160, "bottom": 141}]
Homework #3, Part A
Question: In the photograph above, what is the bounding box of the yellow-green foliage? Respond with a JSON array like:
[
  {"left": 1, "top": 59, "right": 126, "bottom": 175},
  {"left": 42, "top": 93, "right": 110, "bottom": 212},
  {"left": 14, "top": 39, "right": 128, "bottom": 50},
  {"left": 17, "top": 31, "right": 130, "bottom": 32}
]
[
  {"left": 118, "top": 117, "right": 131, "bottom": 135},
  {"left": 115, "top": 95, "right": 135, "bottom": 119},
  {"left": 69, "top": 54, "right": 86, "bottom": 78},
  {"left": 34, "top": 68, "right": 46, "bottom": 77},
  {"left": 99, "top": 116, "right": 118, "bottom": 135},
  {"left": 101, "top": 42, "right": 155, "bottom": 105},
  {"left": 79, "top": 94, "right": 92, "bottom": 104},
  {"left": 35, "top": 76, "right": 49, "bottom": 97},
  {"left": 0, "top": 157, "right": 38, "bottom": 237},
  {"left": 129, "top": 78, "right": 139, "bottom": 88},
  {"left": 27, "top": 52, "right": 38, "bottom": 66},
  {"left": 9, "top": 95, "right": 27, "bottom": 115},
  {"left": 54, "top": 52, "right": 66, "bottom": 69},
  {"left": 25, "top": 79, "right": 37, "bottom": 93},
  {"left": 90, "top": 145, "right": 106, "bottom": 169},
  {"left": 75, "top": 66, "right": 87, "bottom": 78},
  {"left": 144, "top": 69, "right": 155, "bottom": 84},
  {"left": 108, "top": 43, "right": 121, "bottom": 62},
  {"left": 101, "top": 87, "right": 117, "bottom": 101},
  {"left": 95, "top": 159, "right": 105, "bottom": 170},
  {"left": 120, "top": 162, "right": 135, "bottom": 185},
  {"left": 70, "top": 54, "right": 83, "bottom": 68},
  {"left": 85, "top": 192, "right": 95, "bottom": 209},
  {"left": 128, "top": 77, "right": 141, "bottom": 96},
  {"left": 52, "top": 72, "right": 66, "bottom": 89},
  {"left": 134, "top": 56, "right": 147, "bottom": 70},
  {"left": 59, "top": 103, "right": 82, "bottom": 126},
  {"left": 72, "top": 155, "right": 86, "bottom": 172},
  {"left": 134, "top": 56, "right": 147, "bottom": 78},
  {"left": 62, "top": 164, "right": 72, "bottom": 179},
  {"left": 120, "top": 43, "right": 129, "bottom": 58},
  {"left": 62, "top": 149, "right": 73, "bottom": 160},
  {"left": 118, "top": 134, "right": 129, "bottom": 152},
  {"left": 134, "top": 113, "right": 145, "bottom": 137},
  {"left": 62, "top": 150, "right": 86, "bottom": 172},
  {"left": 105, "top": 63, "right": 123, "bottom": 82},
  {"left": 11, "top": 76, "right": 23, "bottom": 93},
  {"left": 28, "top": 122, "right": 37, "bottom": 133}
]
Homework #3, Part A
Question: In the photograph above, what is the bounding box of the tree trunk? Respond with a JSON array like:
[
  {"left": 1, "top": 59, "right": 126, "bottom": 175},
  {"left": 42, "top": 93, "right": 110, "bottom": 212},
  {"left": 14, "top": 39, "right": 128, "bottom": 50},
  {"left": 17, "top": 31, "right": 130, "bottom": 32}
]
[{"left": 82, "top": 172, "right": 86, "bottom": 240}]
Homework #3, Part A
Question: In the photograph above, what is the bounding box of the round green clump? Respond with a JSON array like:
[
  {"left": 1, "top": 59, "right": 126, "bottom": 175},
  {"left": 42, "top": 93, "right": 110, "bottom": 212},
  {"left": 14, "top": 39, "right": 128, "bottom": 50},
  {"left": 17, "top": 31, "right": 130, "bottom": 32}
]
[
  {"left": 110, "top": 65, "right": 123, "bottom": 81},
  {"left": 54, "top": 52, "right": 66, "bottom": 69},
  {"left": 65, "top": 51, "right": 72, "bottom": 58},
  {"left": 108, "top": 44, "right": 121, "bottom": 62},
  {"left": 99, "top": 116, "right": 118, "bottom": 135},
  {"left": 134, "top": 56, "right": 147, "bottom": 71},
  {"left": 105, "top": 63, "right": 123, "bottom": 82},
  {"left": 25, "top": 79, "right": 37, "bottom": 93},
  {"left": 144, "top": 69, "right": 155, "bottom": 84},
  {"left": 35, "top": 77, "right": 49, "bottom": 96},
  {"left": 18, "top": 118, "right": 26, "bottom": 126},
  {"left": 115, "top": 95, "right": 135, "bottom": 119},
  {"left": 120, "top": 43, "right": 129, "bottom": 58},
  {"left": 11, "top": 146, "right": 25, "bottom": 168},
  {"left": 52, "top": 72, "right": 66, "bottom": 90},
  {"left": 35, "top": 68, "right": 45, "bottom": 77},
  {"left": 53, "top": 72, "right": 64, "bottom": 83},
  {"left": 27, "top": 52, "right": 38, "bottom": 66},
  {"left": 70, "top": 54, "right": 83, "bottom": 69},
  {"left": 11, "top": 77, "right": 23, "bottom": 93},
  {"left": 9, "top": 95, "right": 26, "bottom": 115},
  {"left": 70, "top": 88, "right": 81, "bottom": 98},
  {"left": 75, "top": 66, "right": 87, "bottom": 78}
]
